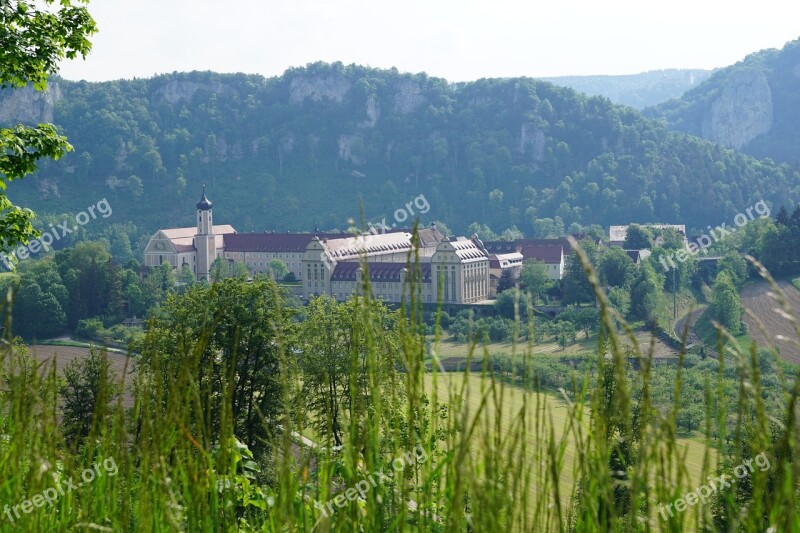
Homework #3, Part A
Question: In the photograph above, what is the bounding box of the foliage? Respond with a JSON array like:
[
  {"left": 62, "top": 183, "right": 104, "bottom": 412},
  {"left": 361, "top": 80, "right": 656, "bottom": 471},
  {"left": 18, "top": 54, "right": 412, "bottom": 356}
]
[
  {"left": 496, "top": 267, "right": 515, "bottom": 293},
  {"left": 599, "top": 245, "right": 636, "bottom": 288},
  {"left": 760, "top": 205, "right": 800, "bottom": 276},
  {"left": 298, "top": 295, "right": 402, "bottom": 446},
  {"left": 622, "top": 224, "right": 651, "bottom": 249},
  {"left": 0, "top": 0, "right": 96, "bottom": 253},
  {"left": 710, "top": 270, "right": 743, "bottom": 334},
  {"left": 494, "top": 288, "right": 529, "bottom": 320},
  {"left": 4, "top": 65, "right": 800, "bottom": 242},
  {"left": 0, "top": 249, "right": 797, "bottom": 530},
  {"left": 136, "top": 276, "right": 293, "bottom": 460},
  {"left": 519, "top": 259, "right": 551, "bottom": 301},
  {"left": 562, "top": 241, "right": 598, "bottom": 304},
  {"left": 629, "top": 261, "right": 665, "bottom": 324},
  {"left": 59, "top": 347, "right": 120, "bottom": 445}
]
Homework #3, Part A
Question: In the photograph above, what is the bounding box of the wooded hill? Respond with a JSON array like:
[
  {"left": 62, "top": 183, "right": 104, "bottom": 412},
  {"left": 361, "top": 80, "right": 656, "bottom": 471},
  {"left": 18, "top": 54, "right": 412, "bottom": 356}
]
[
  {"left": 2, "top": 62, "right": 798, "bottom": 239},
  {"left": 647, "top": 37, "right": 800, "bottom": 164}
]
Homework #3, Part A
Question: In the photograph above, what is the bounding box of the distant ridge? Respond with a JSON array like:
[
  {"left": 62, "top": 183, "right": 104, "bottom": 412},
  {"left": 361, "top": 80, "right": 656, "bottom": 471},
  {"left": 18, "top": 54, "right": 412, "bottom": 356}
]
[
  {"left": 542, "top": 69, "right": 713, "bottom": 109},
  {"left": 646, "top": 37, "right": 800, "bottom": 163}
]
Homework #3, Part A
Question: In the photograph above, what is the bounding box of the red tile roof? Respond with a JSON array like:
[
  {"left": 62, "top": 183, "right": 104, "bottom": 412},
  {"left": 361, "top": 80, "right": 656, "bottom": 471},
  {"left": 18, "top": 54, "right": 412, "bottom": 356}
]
[
  {"left": 223, "top": 233, "right": 343, "bottom": 252},
  {"left": 519, "top": 245, "right": 564, "bottom": 264}
]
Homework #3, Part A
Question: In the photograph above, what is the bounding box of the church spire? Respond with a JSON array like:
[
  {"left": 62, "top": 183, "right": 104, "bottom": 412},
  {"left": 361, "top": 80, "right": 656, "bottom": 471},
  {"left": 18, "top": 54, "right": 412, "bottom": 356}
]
[{"left": 196, "top": 185, "right": 213, "bottom": 211}]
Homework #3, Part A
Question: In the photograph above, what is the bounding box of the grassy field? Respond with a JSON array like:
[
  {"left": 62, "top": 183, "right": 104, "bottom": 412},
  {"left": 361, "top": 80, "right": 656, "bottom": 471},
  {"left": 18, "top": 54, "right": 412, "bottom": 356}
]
[
  {"left": 423, "top": 372, "right": 713, "bottom": 510},
  {"left": 1, "top": 265, "right": 794, "bottom": 531},
  {"left": 432, "top": 332, "right": 597, "bottom": 358},
  {"left": 433, "top": 329, "right": 680, "bottom": 360}
]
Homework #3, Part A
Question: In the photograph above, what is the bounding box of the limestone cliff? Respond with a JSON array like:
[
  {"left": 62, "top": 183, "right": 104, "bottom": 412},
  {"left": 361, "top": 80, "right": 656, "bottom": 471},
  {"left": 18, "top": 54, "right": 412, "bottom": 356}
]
[
  {"left": 700, "top": 69, "right": 773, "bottom": 150},
  {"left": 152, "top": 79, "right": 238, "bottom": 104},
  {"left": 289, "top": 74, "right": 351, "bottom": 105},
  {"left": 0, "top": 83, "right": 62, "bottom": 124},
  {"left": 393, "top": 79, "right": 426, "bottom": 114}
]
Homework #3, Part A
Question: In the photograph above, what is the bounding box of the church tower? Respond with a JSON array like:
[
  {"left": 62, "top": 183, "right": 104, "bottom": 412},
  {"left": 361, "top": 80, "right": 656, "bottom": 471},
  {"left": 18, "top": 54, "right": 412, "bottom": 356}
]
[{"left": 195, "top": 185, "right": 215, "bottom": 280}]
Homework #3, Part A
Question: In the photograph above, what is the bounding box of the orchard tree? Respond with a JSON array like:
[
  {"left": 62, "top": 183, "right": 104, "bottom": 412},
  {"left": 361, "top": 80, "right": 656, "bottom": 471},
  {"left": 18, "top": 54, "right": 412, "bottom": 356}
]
[
  {"left": 494, "top": 288, "right": 529, "bottom": 321},
  {"left": 0, "top": 0, "right": 96, "bottom": 254}
]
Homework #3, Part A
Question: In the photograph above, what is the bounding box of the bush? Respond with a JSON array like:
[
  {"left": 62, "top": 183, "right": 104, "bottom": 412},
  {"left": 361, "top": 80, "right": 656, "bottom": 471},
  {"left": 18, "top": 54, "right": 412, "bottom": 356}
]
[{"left": 75, "top": 317, "right": 105, "bottom": 339}]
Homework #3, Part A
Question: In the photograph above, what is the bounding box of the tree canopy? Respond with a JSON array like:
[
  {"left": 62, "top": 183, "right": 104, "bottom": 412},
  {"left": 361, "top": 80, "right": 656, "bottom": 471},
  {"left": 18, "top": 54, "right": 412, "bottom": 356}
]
[{"left": 0, "top": 0, "right": 96, "bottom": 254}]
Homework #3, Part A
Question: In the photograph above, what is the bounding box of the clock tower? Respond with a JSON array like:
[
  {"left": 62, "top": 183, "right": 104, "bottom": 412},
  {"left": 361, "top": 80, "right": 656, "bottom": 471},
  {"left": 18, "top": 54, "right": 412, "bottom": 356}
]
[{"left": 195, "top": 186, "right": 215, "bottom": 280}]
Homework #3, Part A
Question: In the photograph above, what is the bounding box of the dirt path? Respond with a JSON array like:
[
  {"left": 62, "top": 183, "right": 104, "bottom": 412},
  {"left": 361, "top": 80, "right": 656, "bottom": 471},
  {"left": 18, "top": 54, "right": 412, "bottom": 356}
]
[
  {"left": 674, "top": 306, "right": 706, "bottom": 346},
  {"left": 741, "top": 281, "right": 800, "bottom": 364}
]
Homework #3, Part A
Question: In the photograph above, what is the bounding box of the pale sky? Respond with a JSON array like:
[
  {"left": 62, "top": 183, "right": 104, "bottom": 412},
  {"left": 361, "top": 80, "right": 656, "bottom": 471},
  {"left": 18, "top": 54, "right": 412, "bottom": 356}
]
[{"left": 58, "top": 0, "right": 800, "bottom": 82}]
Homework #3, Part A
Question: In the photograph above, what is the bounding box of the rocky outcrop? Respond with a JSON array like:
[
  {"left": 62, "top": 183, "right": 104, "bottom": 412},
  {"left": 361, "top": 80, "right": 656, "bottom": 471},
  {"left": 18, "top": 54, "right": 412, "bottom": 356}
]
[
  {"left": 701, "top": 69, "right": 773, "bottom": 150},
  {"left": 394, "top": 79, "right": 426, "bottom": 114},
  {"left": 0, "top": 83, "right": 62, "bottom": 124},
  {"left": 289, "top": 74, "right": 351, "bottom": 105},
  {"left": 338, "top": 134, "right": 364, "bottom": 165},
  {"left": 359, "top": 93, "right": 380, "bottom": 128},
  {"left": 518, "top": 122, "right": 546, "bottom": 161},
  {"left": 152, "top": 80, "right": 238, "bottom": 104}
]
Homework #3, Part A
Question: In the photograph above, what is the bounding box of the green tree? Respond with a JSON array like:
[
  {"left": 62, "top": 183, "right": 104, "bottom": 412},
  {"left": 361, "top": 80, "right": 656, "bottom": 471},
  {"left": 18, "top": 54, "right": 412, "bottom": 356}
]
[
  {"left": 607, "top": 286, "right": 631, "bottom": 318},
  {"left": 299, "top": 295, "right": 401, "bottom": 446},
  {"left": 519, "top": 259, "right": 551, "bottom": 302},
  {"left": 599, "top": 246, "right": 636, "bottom": 288},
  {"left": 710, "top": 270, "right": 743, "bottom": 334},
  {"left": 496, "top": 268, "right": 515, "bottom": 294},
  {"left": 269, "top": 259, "right": 288, "bottom": 280},
  {"left": 575, "top": 307, "right": 599, "bottom": 338},
  {"left": 179, "top": 264, "right": 196, "bottom": 286},
  {"left": 629, "top": 262, "right": 665, "bottom": 324},
  {"left": 563, "top": 243, "right": 598, "bottom": 305},
  {"left": 13, "top": 278, "right": 66, "bottom": 338},
  {"left": 59, "top": 347, "right": 120, "bottom": 445},
  {"left": 138, "top": 277, "right": 294, "bottom": 459},
  {"left": 623, "top": 224, "right": 651, "bottom": 249},
  {"left": 717, "top": 252, "right": 748, "bottom": 287},
  {"left": 0, "top": 0, "right": 96, "bottom": 252},
  {"left": 494, "top": 288, "right": 529, "bottom": 320},
  {"left": 108, "top": 226, "right": 133, "bottom": 262}
]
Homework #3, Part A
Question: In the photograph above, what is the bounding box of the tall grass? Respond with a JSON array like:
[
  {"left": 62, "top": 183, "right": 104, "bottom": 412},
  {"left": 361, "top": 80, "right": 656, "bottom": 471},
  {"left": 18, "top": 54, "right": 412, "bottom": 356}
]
[{"left": 0, "top": 241, "right": 797, "bottom": 531}]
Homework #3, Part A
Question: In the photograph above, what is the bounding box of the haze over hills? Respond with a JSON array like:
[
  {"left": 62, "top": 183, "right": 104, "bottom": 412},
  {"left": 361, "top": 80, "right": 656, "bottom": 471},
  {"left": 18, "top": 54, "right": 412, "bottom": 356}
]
[
  {"left": 0, "top": 62, "right": 797, "bottom": 242},
  {"left": 647, "top": 37, "right": 800, "bottom": 163},
  {"left": 541, "top": 69, "right": 712, "bottom": 109}
]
